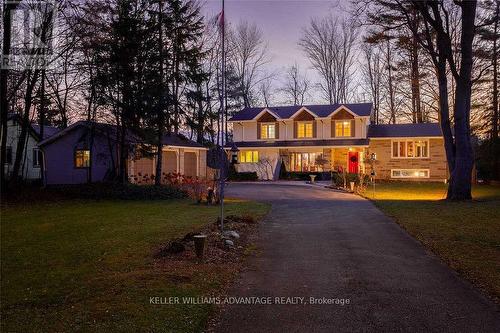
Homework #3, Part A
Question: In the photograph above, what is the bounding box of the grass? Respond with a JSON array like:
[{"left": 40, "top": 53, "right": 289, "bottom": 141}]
[
  {"left": 362, "top": 182, "right": 500, "bottom": 302},
  {"left": 1, "top": 198, "right": 270, "bottom": 332}
]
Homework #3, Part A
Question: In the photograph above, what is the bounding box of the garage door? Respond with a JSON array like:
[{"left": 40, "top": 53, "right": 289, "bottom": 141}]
[
  {"left": 184, "top": 152, "right": 197, "bottom": 177},
  {"left": 133, "top": 157, "right": 154, "bottom": 181},
  {"left": 162, "top": 151, "right": 177, "bottom": 175}
]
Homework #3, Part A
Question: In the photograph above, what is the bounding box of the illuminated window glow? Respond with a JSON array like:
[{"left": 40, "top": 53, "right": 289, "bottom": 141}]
[
  {"left": 74, "top": 149, "right": 90, "bottom": 168},
  {"left": 239, "top": 150, "right": 259, "bottom": 163},
  {"left": 392, "top": 140, "right": 428, "bottom": 158},
  {"left": 391, "top": 169, "right": 429, "bottom": 178},
  {"left": 335, "top": 121, "right": 351, "bottom": 137},
  {"left": 297, "top": 122, "right": 313, "bottom": 138},
  {"left": 260, "top": 123, "right": 276, "bottom": 139}
]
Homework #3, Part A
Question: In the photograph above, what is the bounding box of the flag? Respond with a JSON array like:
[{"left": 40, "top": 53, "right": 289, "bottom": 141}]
[{"left": 211, "top": 10, "right": 224, "bottom": 32}]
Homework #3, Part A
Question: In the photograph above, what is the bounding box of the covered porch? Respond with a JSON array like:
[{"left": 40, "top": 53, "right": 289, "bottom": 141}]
[{"left": 279, "top": 146, "right": 367, "bottom": 175}]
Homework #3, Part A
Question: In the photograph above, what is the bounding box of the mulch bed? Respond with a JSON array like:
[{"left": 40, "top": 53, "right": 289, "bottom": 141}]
[{"left": 153, "top": 215, "right": 258, "bottom": 264}]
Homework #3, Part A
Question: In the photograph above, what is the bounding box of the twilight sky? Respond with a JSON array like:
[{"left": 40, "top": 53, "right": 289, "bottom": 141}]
[{"left": 203, "top": 0, "right": 354, "bottom": 104}]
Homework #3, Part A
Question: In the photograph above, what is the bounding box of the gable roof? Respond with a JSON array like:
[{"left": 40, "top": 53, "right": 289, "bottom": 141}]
[
  {"left": 32, "top": 125, "right": 60, "bottom": 140},
  {"left": 367, "top": 123, "right": 443, "bottom": 138},
  {"left": 7, "top": 113, "right": 60, "bottom": 141},
  {"left": 161, "top": 133, "right": 205, "bottom": 148},
  {"left": 229, "top": 103, "right": 372, "bottom": 121},
  {"left": 38, "top": 121, "right": 205, "bottom": 149}
]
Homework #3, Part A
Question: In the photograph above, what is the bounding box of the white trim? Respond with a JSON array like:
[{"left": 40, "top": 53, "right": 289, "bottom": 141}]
[
  {"left": 390, "top": 139, "right": 430, "bottom": 159},
  {"left": 289, "top": 106, "right": 318, "bottom": 119},
  {"left": 253, "top": 108, "right": 280, "bottom": 120},
  {"left": 327, "top": 105, "right": 358, "bottom": 118},
  {"left": 164, "top": 145, "right": 208, "bottom": 150},
  {"left": 391, "top": 168, "right": 430, "bottom": 179},
  {"left": 226, "top": 145, "right": 369, "bottom": 150},
  {"left": 370, "top": 136, "right": 442, "bottom": 140}
]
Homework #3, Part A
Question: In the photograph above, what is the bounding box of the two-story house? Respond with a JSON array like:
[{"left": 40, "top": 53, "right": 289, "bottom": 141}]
[{"left": 228, "top": 103, "right": 448, "bottom": 181}]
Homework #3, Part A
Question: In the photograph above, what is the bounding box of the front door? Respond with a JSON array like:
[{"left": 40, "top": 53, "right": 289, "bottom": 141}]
[{"left": 348, "top": 152, "right": 359, "bottom": 174}]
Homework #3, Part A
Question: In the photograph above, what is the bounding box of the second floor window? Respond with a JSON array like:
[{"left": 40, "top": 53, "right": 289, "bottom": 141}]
[
  {"left": 297, "top": 122, "right": 313, "bottom": 138},
  {"left": 260, "top": 123, "right": 275, "bottom": 139},
  {"left": 335, "top": 121, "right": 351, "bottom": 137},
  {"left": 74, "top": 149, "right": 90, "bottom": 168}
]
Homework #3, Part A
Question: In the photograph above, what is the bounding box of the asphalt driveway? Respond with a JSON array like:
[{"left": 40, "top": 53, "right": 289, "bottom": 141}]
[{"left": 215, "top": 183, "right": 500, "bottom": 332}]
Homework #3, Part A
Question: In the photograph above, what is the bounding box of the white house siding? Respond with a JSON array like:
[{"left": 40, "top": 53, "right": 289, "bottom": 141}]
[
  {"left": 233, "top": 117, "right": 369, "bottom": 142},
  {"left": 3, "top": 119, "right": 41, "bottom": 181}
]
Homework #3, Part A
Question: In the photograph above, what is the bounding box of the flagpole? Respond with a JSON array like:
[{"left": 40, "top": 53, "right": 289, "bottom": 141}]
[{"left": 220, "top": 0, "right": 225, "bottom": 233}]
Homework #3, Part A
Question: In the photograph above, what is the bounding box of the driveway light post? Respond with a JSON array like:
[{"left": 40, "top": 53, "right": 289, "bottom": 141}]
[{"left": 370, "top": 153, "right": 377, "bottom": 198}]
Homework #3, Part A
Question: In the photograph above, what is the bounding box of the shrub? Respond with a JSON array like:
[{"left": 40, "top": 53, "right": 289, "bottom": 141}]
[
  {"left": 281, "top": 171, "right": 331, "bottom": 181},
  {"left": 228, "top": 171, "right": 258, "bottom": 181},
  {"left": 48, "top": 182, "right": 187, "bottom": 200}
]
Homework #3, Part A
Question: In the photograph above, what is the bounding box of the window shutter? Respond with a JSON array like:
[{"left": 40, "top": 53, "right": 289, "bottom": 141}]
[
  {"left": 331, "top": 121, "right": 336, "bottom": 138},
  {"left": 313, "top": 121, "right": 317, "bottom": 138},
  {"left": 257, "top": 123, "right": 261, "bottom": 139},
  {"left": 351, "top": 120, "right": 355, "bottom": 137},
  {"left": 293, "top": 122, "right": 297, "bottom": 138},
  {"left": 275, "top": 122, "right": 279, "bottom": 139}
]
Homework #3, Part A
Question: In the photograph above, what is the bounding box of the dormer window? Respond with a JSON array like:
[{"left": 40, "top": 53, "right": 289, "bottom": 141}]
[
  {"left": 260, "top": 123, "right": 276, "bottom": 139},
  {"left": 297, "top": 122, "right": 313, "bottom": 138},
  {"left": 335, "top": 121, "right": 351, "bottom": 137}
]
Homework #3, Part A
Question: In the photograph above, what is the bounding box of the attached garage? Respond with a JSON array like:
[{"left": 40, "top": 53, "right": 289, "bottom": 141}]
[{"left": 128, "top": 133, "right": 207, "bottom": 183}]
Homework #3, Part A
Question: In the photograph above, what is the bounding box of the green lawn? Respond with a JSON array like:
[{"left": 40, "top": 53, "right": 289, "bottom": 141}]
[
  {"left": 1, "top": 199, "right": 270, "bottom": 332},
  {"left": 362, "top": 182, "right": 500, "bottom": 302}
]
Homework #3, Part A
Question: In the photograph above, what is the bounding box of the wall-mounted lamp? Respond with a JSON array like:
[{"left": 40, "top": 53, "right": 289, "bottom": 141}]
[{"left": 230, "top": 143, "right": 240, "bottom": 164}]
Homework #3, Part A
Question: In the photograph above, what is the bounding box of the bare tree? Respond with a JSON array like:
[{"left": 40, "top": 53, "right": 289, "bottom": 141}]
[
  {"left": 361, "top": 44, "right": 383, "bottom": 124},
  {"left": 299, "top": 15, "right": 357, "bottom": 104},
  {"left": 258, "top": 76, "right": 274, "bottom": 107},
  {"left": 229, "top": 21, "right": 270, "bottom": 108},
  {"left": 281, "top": 64, "right": 310, "bottom": 105}
]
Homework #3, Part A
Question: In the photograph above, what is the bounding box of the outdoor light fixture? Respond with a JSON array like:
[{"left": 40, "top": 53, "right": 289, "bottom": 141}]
[
  {"left": 370, "top": 153, "right": 377, "bottom": 161},
  {"left": 230, "top": 143, "right": 239, "bottom": 164}
]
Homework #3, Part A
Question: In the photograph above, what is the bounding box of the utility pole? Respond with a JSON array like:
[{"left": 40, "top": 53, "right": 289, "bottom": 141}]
[{"left": 219, "top": 0, "right": 226, "bottom": 233}]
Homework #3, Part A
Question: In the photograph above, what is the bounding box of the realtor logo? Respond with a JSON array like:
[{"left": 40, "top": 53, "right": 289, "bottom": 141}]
[{"left": 2, "top": 0, "right": 57, "bottom": 70}]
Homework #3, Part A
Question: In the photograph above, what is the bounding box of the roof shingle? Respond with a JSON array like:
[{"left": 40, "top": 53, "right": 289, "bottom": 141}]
[
  {"left": 367, "top": 123, "right": 443, "bottom": 138},
  {"left": 229, "top": 103, "right": 373, "bottom": 121}
]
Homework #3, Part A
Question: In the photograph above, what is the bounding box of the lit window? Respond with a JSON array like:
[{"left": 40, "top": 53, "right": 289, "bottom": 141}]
[
  {"left": 391, "top": 169, "right": 429, "bottom": 178},
  {"left": 239, "top": 150, "right": 259, "bottom": 163},
  {"left": 297, "top": 122, "right": 313, "bottom": 138},
  {"left": 392, "top": 140, "right": 428, "bottom": 158},
  {"left": 32, "top": 148, "right": 43, "bottom": 168},
  {"left": 335, "top": 121, "right": 351, "bottom": 137},
  {"left": 74, "top": 149, "right": 90, "bottom": 168},
  {"left": 260, "top": 123, "right": 276, "bottom": 139}
]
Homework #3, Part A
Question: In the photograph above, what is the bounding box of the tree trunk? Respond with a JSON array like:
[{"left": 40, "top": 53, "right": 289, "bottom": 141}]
[
  {"left": 436, "top": 58, "right": 456, "bottom": 177},
  {"left": 492, "top": 1, "right": 499, "bottom": 139},
  {"left": 386, "top": 40, "right": 396, "bottom": 124},
  {"left": 1, "top": 2, "right": 14, "bottom": 193},
  {"left": 447, "top": 1, "right": 477, "bottom": 200},
  {"left": 155, "top": 2, "right": 165, "bottom": 186},
  {"left": 12, "top": 71, "right": 40, "bottom": 183},
  {"left": 411, "top": 32, "right": 423, "bottom": 123}
]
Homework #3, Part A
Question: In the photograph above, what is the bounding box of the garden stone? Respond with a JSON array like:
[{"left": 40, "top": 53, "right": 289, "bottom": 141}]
[
  {"left": 223, "top": 230, "right": 240, "bottom": 239},
  {"left": 224, "top": 239, "right": 234, "bottom": 248}
]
